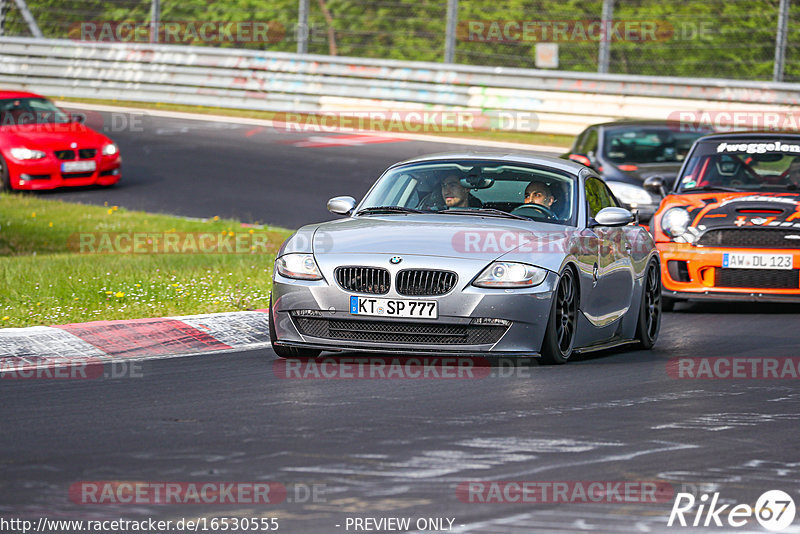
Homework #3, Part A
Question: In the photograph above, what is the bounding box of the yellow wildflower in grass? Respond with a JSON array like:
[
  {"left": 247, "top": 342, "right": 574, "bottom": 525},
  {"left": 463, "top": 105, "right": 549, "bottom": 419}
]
[
  {"left": 48, "top": 222, "right": 53, "bottom": 227},
  {"left": 248, "top": 229, "right": 255, "bottom": 234},
  {"left": 228, "top": 231, "right": 235, "bottom": 237},
  {"left": 105, "top": 291, "right": 113, "bottom": 295},
  {"left": 107, "top": 209, "right": 113, "bottom": 215},
  {"left": 74, "top": 297, "right": 79, "bottom": 301},
  {"left": 2, "top": 316, "right": 9, "bottom": 321},
  {"left": 213, "top": 216, "right": 220, "bottom": 221},
  {"left": 31, "top": 212, "right": 36, "bottom": 217},
  {"left": 135, "top": 283, "right": 141, "bottom": 288},
  {"left": 112, "top": 206, "right": 118, "bottom": 211},
  {"left": 115, "top": 292, "right": 125, "bottom": 298}
]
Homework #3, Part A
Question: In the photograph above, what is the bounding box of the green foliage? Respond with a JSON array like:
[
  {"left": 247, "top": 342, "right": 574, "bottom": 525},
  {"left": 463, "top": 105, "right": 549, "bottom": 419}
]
[{"left": 2, "top": 0, "right": 798, "bottom": 80}]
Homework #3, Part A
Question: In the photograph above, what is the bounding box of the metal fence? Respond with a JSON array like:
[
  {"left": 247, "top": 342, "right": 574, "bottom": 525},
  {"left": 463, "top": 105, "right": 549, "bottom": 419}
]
[
  {"left": 2, "top": 0, "right": 800, "bottom": 82},
  {"left": 1, "top": 36, "right": 799, "bottom": 136}
]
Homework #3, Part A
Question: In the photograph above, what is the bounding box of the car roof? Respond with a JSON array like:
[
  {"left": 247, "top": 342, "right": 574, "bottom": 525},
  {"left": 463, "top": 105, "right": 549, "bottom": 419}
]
[
  {"left": 0, "top": 90, "right": 44, "bottom": 99},
  {"left": 591, "top": 119, "right": 714, "bottom": 131},
  {"left": 693, "top": 131, "right": 800, "bottom": 141},
  {"left": 386, "top": 152, "right": 589, "bottom": 176}
]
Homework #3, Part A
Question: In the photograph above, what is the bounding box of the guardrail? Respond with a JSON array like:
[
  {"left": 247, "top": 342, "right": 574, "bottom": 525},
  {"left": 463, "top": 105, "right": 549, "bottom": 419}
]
[{"left": 1, "top": 36, "right": 800, "bottom": 135}]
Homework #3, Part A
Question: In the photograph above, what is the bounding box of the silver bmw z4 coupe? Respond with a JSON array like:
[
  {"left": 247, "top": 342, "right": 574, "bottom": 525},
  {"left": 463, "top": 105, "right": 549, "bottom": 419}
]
[{"left": 270, "top": 153, "right": 662, "bottom": 364}]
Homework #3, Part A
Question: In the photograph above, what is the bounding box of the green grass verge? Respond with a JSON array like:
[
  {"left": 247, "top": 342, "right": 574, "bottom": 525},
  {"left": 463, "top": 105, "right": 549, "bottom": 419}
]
[
  {"left": 54, "top": 97, "right": 574, "bottom": 149},
  {"left": 0, "top": 193, "right": 293, "bottom": 328}
]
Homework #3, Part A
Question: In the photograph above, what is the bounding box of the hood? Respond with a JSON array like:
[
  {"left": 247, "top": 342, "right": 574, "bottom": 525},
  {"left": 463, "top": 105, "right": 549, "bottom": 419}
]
[
  {"left": 666, "top": 192, "right": 800, "bottom": 232},
  {"left": 617, "top": 162, "right": 681, "bottom": 182},
  {"left": 0, "top": 123, "right": 109, "bottom": 148},
  {"left": 306, "top": 214, "right": 575, "bottom": 266}
]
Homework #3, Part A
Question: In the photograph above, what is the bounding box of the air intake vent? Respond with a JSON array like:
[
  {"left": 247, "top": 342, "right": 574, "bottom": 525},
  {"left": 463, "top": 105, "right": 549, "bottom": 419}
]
[
  {"left": 335, "top": 267, "right": 390, "bottom": 295},
  {"left": 715, "top": 268, "right": 799, "bottom": 289},
  {"left": 396, "top": 269, "right": 457, "bottom": 296},
  {"left": 699, "top": 229, "right": 800, "bottom": 249}
]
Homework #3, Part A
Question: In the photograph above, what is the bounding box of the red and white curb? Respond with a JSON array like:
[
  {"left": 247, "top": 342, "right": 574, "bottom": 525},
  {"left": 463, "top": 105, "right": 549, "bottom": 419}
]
[{"left": 0, "top": 311, "right": 271, "bottom": 372}]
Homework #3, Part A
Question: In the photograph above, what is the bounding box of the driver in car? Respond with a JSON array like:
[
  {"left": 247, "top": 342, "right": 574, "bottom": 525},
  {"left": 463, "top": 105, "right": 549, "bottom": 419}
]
[{"left": 524, "top": 180, "right": 556, "bottom": 208}]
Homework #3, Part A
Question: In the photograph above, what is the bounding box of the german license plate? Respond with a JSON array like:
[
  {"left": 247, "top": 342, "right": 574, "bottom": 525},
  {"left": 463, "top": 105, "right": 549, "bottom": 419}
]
[
  {"left": 61, "top": 160, "right": 96, "bottom": 173},
  {"left": 350, "top": 296, "right": 438, "bottom": 318},
  {"left": 722, "top": 253, "right": 793, "bottom": 270}
]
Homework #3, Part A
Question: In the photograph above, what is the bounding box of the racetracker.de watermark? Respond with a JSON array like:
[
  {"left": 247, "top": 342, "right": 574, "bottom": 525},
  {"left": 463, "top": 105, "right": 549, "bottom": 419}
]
[
  {"left": 271, "top": 110, "right": 540, "bottom": 134},
  {"left": 69, "top": 482, "right": 285, "bottom": 505},
  {"left": 273, "top": 357, "right": 543, "bottom": 380},
  {"left": 457, "top": 481, "right": 675, "bottom": 503},
  {"left": 0, "top": 358, "right": 143, "bottom": 380},
  {"left": 68, "top": 232, "right": 281, "bottom": 255},
  {"left": 451, "top": 229, "right": 654, "bottom": 255},
  {"left": 458, "top": 20, "right": 673, "bottom": 43},
  {"left": 70, "top": 21, "right": 285, "bottom": 44},
  {"left": 668, "top": 111, "right": 800, "bottom": 133},
  {"left": 667, "top": 357, "right": 800, "bottom": 379}
]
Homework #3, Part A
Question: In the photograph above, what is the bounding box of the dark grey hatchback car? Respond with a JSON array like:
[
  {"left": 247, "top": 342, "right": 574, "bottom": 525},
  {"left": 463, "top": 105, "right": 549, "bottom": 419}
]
[{"left": 563, "top": 120, "right": 713, "bottom": 222}]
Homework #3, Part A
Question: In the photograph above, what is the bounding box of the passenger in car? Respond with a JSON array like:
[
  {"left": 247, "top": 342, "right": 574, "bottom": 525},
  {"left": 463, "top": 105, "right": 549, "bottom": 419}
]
[
  {"left": 440, "top": 174, "right": 483, "bottom": 208},
  {"left": 785, "top": 156, "right": 800, "bottom": 188}
]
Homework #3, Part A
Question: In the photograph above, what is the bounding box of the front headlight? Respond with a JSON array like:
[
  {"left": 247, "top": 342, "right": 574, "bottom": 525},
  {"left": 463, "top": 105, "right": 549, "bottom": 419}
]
[
  {"left": 101, "top": 143, "right": 118, "bottom": 156},
  {"left": 606, "top": 182, "right": 653, "bottom": 206},
  {"left": 9, "top": 147, "right": 46, "bottom": 160},
  {"left": 275, "top": 253, "right": 323, "bottom": 280},
  {"left": 660, "top": 207, "right": 691, "bottom": 238},
  {"left": 473, "top": 262, "right": 547, "bottom": 288}
]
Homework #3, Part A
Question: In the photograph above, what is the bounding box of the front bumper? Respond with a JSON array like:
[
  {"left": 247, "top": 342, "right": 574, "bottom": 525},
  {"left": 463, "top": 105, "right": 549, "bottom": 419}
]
[
  {"left": 658, "top": 242, "right": 800, "bottom": 301},
  {"left": 271, "top": 265, "right": 558, "bottom": 357},
  {"left": 8, "top": 155, "right": 121, "bottom": 190}
]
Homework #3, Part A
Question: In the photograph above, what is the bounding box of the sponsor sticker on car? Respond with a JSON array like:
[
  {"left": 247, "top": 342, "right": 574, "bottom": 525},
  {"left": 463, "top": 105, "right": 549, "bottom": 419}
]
[
  {"left": 350, "top": 296, "right": 438, "bottom": 318},
  {"left": 722, "top": 253, "right": 793, "bottom": 270},
  {"left": 62, "top": 160, "right": 97, "bottom": 173}
]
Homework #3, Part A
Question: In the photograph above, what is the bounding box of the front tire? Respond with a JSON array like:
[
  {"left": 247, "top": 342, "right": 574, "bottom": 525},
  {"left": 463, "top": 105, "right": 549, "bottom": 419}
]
[
  {"left": 636, "top": 260, "right": 662, "bottom": 349},
  {"left": 268, "top": 296, "right": 321, "bottom": 359},
  {"left": 540, "top": 268, "right": 578, "bottom": 365}
]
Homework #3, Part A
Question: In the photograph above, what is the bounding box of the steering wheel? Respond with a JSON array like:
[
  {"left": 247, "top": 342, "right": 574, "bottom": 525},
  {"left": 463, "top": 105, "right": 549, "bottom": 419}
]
[{"left": 511, "top": 203, "right": 556, "bottom": 220}]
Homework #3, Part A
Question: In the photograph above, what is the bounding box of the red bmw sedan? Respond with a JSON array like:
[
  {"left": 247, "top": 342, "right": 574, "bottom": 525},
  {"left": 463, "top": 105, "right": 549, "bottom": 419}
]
[{"left": 0, "top": 91, "right": 121, "bottom": 191}]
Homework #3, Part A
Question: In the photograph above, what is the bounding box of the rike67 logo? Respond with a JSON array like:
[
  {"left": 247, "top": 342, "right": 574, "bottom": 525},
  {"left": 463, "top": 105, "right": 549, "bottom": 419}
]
[{"left": 668, "top": 490, "right": 796, "bottom": 531}]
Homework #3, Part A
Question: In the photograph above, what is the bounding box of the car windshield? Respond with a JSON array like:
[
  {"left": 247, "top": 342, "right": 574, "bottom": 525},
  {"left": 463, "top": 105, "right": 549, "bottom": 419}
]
[
  {"left": 0, "top": 97, "right": 71, "bottom": 126},
  {"left": 603, "top": 127, "right": 709, "bottom": 164},
  {"left": 358, "top": 161, "right": 577, "bottom": 225},
  {"left": 676, "top": 139, "right": 800, "bottom": 193}
]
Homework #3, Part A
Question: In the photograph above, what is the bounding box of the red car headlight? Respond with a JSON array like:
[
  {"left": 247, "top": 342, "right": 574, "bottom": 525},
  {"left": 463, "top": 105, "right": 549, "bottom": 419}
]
[{"left": 9, "top": 148, "right": 46, "bottom": 160}]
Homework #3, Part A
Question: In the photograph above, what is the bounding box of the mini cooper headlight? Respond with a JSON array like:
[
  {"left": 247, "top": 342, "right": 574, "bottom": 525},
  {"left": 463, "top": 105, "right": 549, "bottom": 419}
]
[
  {"left": 473, "top": 262, "right": 547, "bottom": 288},
  {"left": 101, "top": 143, "right": 119, "bottom": 156},
  {"left": 275, "top": 253, "right": 323, "bottom": 280},
  {"left": 660, "top": 207, "right": 691, "bottom": 238},
  {"left": 9, "top": 147, "right": 46, "bottom": 160}
]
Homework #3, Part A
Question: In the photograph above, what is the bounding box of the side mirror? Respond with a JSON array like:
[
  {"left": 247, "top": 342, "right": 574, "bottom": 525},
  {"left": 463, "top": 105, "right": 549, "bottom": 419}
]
[
  {"left": 327, "top": 196, "right": 356, "bottom": 216},
  {"left": 591, "top": 207, "right": 634, "bottom": 227},
  {"left": 643, "top": 175, "right": 666, "bottom": 197}
]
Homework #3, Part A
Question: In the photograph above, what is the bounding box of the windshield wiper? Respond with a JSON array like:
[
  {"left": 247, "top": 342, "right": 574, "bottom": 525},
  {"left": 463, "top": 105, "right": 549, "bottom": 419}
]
[
  {"left": 356, "top": 206, "right": 423, "bottom": 215},
  {"left": 440, "top": 208, "right": 531, "bottom": 221},
  {"left": 681, "top": 185, "right": 743, "bottom": 193}
]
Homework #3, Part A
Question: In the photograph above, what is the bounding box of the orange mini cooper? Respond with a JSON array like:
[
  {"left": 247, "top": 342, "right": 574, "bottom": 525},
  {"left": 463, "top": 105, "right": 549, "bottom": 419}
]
[{"left": 651, "top": 132, "right": 800, "bottom": 310}]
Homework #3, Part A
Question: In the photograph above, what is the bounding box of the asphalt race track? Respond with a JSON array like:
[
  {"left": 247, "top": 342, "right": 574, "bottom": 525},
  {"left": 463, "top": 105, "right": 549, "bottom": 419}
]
[
  {"left": 3, "top": 108, "right": 800, "bottom": 533},
  {"left": 39, "top": 108, "right": 558, "bottom": 229}
]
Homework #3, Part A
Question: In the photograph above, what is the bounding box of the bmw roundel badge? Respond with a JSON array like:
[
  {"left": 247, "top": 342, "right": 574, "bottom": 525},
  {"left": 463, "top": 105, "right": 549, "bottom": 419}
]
[{"left": 390, "top": 256, "right": 403, "bottom": 265}]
